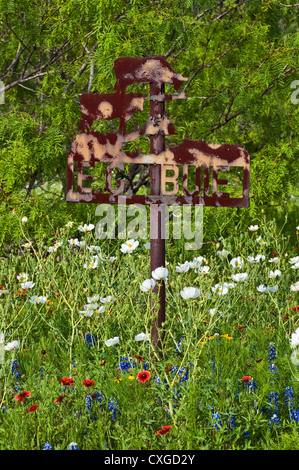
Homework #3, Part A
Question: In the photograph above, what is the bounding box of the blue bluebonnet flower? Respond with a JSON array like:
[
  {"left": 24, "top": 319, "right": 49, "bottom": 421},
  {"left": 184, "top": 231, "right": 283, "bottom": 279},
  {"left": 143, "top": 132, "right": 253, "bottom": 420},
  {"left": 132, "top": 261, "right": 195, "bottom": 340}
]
[
  {"left": 67, "top": 442, "right": 79, "bottom": 450},
  {"left": 211, "top": 411, "right": 222, "bottom": 430},
  {"left": 289, "top": 407, "right": 299, "bottom": 425},
  {"left": 117, "top": 356, "right": 137, "bottom": 372},
  {"left": 268, "top": 363, "right": 278, "bottom": 380},
  {"left": 175, "top": 337, "right": 183, "bottom": 352},
  {"left": 245, "top": 378, "right": 258, "bottom": 392},
  {"left": 284, "top": 386, "right": 295, "bottom": 406},
  {"left": 85, "top": 391, "right": 103, "bottom": 421},
  {"left": 85, "top": 333, "right": 97, "bottom": 348},
  {"left": 267, "top": 391, "right": 280, "bottom": 414},
  {"left": 171, "top": 365, "right": 190, "bottom": 385},
  {"left": 268, "top": 413, "right": 281, "bottom": 430},
  {"left": 43, "top": 442, "right": 53, "bottom": 450},
  {"left": 108, "top": 398, "right": 119, "bottom": 420},
  {"left": 10, "top": 360, "right": 21, "bottom": 380},
  {"left": 268, "top": 343, "right": 276, "bottom": 362},
  {"left": 226, "top": 412, "right": 237, "bottom": 430}
]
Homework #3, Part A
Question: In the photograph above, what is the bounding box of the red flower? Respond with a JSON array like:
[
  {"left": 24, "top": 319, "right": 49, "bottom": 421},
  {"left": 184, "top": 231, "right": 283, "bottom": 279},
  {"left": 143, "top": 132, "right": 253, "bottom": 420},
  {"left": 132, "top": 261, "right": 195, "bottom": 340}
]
[
  {"left": 137, "top": 370, "right": 151, "bottom": 383},
  {"left": 61, "top": 377, "right": 75, "bottom": 386},
  {"left": 81, "top": 379, "right": 95, "bottom": 387},
  {"left": 29, "top": 404, "right": 39, "bottom": 412},
  {"left": 241, "top": 376, "right": 251, "bottom": 382},
  {"left": 15, "top": 390, "right": 31, "bottom": 402},
  {"left": 157, "top": 425, "right": 172, "bottom": 435},
  {"left": 291, "top": 306, "right": 299, "bottom": 312},
  {"left": 133, "top": 355, "right": 144, "bottom": 362},
  {"left": 55, "top": 393, "right": 66, "bottom": 404}
]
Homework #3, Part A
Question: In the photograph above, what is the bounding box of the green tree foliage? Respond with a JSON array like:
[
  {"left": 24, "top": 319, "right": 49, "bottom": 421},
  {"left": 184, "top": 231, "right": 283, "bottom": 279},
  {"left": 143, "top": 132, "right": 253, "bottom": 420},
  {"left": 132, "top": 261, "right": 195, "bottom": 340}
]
[{"left": 0, "top": 0, "right": 298, "bottom": 248}]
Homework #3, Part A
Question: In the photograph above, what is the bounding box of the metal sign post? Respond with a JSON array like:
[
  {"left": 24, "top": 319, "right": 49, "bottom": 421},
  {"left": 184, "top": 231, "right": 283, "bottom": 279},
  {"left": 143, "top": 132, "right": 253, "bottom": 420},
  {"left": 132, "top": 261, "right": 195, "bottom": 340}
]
[
  {"left": 149, "top": 82, "right": 166, "bottom": 355},
  {"left": 66, "top": 56, "right": 250, "bottom": 357}
]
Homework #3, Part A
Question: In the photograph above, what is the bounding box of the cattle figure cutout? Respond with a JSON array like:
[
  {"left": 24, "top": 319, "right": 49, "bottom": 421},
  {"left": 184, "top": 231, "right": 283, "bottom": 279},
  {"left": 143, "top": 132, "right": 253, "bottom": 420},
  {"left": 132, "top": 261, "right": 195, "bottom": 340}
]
[{"left": 66, "top": 56, "right": 250, "bottom": 356}]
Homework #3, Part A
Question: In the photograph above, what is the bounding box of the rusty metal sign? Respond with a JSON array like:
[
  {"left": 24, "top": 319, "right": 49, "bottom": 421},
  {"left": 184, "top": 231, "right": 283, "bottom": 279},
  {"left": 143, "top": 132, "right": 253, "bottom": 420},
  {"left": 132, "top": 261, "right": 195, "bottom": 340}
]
[
  {"left": 66, "top": 56, "right": 250, "bottom": 208},
  {"left": 66, "top": 56, "right": 250, "bottom": 356}
]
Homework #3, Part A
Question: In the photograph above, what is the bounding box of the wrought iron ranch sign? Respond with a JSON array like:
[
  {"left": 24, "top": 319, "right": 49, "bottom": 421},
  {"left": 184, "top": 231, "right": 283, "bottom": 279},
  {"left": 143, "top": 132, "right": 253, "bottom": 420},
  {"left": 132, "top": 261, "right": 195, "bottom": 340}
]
[{"left": 66, "top": 56, "right": 250, "bottom": 355}]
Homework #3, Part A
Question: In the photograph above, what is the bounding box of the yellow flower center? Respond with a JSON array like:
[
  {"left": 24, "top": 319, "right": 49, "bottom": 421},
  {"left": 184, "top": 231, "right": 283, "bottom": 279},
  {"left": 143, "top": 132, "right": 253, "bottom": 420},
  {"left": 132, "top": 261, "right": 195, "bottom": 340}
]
[{"left": 127, "top": 244, "right": 132, "bottom": 248}]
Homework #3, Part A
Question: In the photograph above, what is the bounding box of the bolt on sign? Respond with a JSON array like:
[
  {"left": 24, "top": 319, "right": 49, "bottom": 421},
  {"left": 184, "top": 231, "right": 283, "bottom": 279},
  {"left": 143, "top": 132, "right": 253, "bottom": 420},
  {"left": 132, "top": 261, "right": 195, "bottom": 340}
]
[{"left": 66, "top": 56, "right": 250, "bottom": 356}]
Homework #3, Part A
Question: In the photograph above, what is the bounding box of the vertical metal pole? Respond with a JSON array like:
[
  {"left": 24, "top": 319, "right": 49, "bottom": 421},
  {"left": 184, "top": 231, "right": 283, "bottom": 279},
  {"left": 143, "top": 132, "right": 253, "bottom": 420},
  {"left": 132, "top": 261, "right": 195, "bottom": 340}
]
[{"left": 150, "top": 82, "right": 165, "bottom": 357}]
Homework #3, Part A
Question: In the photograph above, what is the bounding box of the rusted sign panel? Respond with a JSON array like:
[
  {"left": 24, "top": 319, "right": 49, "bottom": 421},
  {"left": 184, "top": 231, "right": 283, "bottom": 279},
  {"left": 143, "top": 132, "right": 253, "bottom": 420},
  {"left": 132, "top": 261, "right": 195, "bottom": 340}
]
[{"left": 66, "top": 56, "right": 250, "bottom": 207}]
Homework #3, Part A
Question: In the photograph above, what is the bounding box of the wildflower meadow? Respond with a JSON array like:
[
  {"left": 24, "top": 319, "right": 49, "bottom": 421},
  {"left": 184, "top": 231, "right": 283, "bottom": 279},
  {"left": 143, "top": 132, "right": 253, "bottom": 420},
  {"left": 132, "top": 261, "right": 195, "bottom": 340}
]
[
  {"left": 0, "top": 216, "right": 298, "bottom": 451},
  {"left": 0, "top": 0, "right": 299, "bottom": 454}
]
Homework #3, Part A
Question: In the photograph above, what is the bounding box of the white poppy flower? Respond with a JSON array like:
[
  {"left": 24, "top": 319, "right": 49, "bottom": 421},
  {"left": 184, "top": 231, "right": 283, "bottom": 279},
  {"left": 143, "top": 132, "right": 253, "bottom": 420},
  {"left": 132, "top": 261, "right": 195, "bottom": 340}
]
[
  {"left": 87, "top": 245, "right": 102, "bottom": 253},
  {"left": 268, "top": 258, "right": 279, "bottom": 263},
  {"left": 21, "top": 281, "right": 35, "bottom": 289},
  {"left": 248, "top": 225, "right": 259, "bottom": 231},
  {"left": 247, "top": 254, "right": 265, "bottom": 263},
  {"left": 68, "top": 238, "right": 80, "bottom": 246},
  {"left": 21, "top": 216, "right": 28, "bottom": 223},
  {"left": 120, "top": 239, "right": 139, "bottom": 253},
  {"left": 231, "top": 273, "right": 248, "bottom": 282},
  {"left": 151, "top": 267, "right": 169, "bottom": 281},
  {"left": 217, "top": 249, "right": 230, "bottom": 256},
  {"left": 257, "top": 284, "right": 268, "bottom": 292},
  {"left": 144, "top": 242, "right": 151, "bottom": 249},
  {"left": 65, "top": 221, "right": 74, "bottom": 227},
  {"left": 83, "top": 258, "right": 99, "bottom": 269},
  {"left": 104, "top": 336, "right": 119, "bottom": 347},
  {"left": 290, "top": 328, "right": 299, "bottom": 349},
  {"left": 193, "top": 256, "right": 207, "bottom": 265},
  {"left": 290, "top": 281, "right": 299, "bottom": 292},
  {"left": 97, "top": 306, "right": 106, "bottom": 313},
  {"left": 78, "top": 223, "right": 95, "bottom": 232},
  {"left": 212, "top": 284, "right": 229, "bottom": 295},
  {"left": 135, "top": 332, "right": 150, "bottom": 341},
  {"left": 291, "top": 262, "right": 299, "bottom": 269},
  {"left": 53, "top": 241, "right": 63, "bottom": 249},
  {"left": 22, "top": 242, "right": 31, "bottom": 248},
  {"left": 87, "top": 294, "right": 100, "bottom": 303},
  {"left": 223, "top": 282, "right": 235, "bottom": 289},
  {"left": 267, "top": 285, "right": 278, "bottom": 292},
  {"left": 29, "top": 295, "right": 47, "bottom": 304},
  {"left": 289, "top": 256, "right": 299, "bottom": 264},
  {"left": 17, "top": 272, "right": 28, "bottom": 282},
  {"left": 140, "top": 279, "right": 156, "bottom": 292},
  {"left": 230, "top": 257, "right": 244, "bottom": 269},
  {"left": 256, "top": 236, "right": 267, "bottom": 245},
  {"left": 198, "top": 265, "right": 210, "bottom": 274},
  {"left": 175, "top": 262, "right": 190, "bottom": 273},
  {"left": 180, "top": 287, "right": 200, "bottom": 299},
  {"left": 80, "top": 308, "right": 95, "bottom": 318},
  {"left": 290, "top": 349, "right": 299, "bottom": 365},
  {"left": 100, "top": 295, "right": 115, "bottom": 304},
  {"left": 4, "top": 340, "right": 20, "bottom": 351},
  {"left": 268, "top": 269, "right": 281, "bottom": 278}
]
